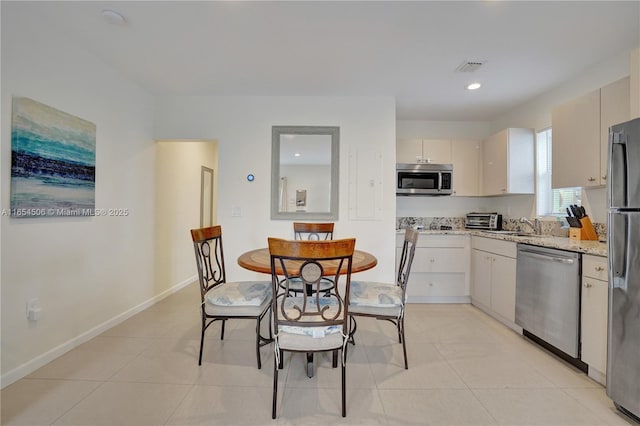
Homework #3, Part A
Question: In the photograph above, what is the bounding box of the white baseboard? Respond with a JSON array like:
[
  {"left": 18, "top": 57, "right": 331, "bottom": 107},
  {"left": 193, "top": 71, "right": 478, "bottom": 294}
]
[
  {"left": 588, "top": 366, "right": 607, "bottom": 386},
  {"left": 1, "top": 275, "right": 196, "bottom": 389},
  {"left": 406, "top": 296, "right": 471, "bottom": 304}
]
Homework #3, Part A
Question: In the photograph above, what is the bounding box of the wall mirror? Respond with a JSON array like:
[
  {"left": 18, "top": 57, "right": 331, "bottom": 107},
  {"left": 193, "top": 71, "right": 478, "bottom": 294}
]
[{"left": 271, "top": 125, "right": 339, "bottom": 220}]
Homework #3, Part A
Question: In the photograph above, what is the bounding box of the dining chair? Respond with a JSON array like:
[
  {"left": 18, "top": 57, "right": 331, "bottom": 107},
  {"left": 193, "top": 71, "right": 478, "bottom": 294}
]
[
  {"left": 286, "top": 222, "right": 336, "bottom": 296},
  {"left": 190, "top": 226, "right": 272, "bottom": 368},
  {"left": 268, "top": 237, "right": 355, "bottom": 418},
  {"left": 293, "top": 222, "right": 334, "bottom": 241},
  {"left": 348, "top": 228, "right": 418, "bottom": 369}
]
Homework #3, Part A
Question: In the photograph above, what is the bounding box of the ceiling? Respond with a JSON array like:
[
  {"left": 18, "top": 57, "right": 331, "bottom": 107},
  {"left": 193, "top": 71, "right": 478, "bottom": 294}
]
[{"left": 6, "top": 1, "right": 640, "bottom": 121}]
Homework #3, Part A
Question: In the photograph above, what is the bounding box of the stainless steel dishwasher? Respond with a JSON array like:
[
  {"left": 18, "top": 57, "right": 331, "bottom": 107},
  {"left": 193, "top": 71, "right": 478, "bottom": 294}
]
[{"left": 515, "top": 244, "right": 582, "bottom": 359}]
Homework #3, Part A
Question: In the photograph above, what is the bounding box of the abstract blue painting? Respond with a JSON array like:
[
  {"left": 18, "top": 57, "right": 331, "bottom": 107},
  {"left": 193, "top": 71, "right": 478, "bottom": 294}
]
[{"left": 10, "top": 97, "right": 96, "bottom": 217}]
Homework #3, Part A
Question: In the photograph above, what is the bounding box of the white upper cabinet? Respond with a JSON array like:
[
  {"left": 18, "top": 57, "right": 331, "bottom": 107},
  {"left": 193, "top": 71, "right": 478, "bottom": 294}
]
[
  {"left": 552, "top": 89, "right": 601, "bottom": 188},
  {"left": 481, "top": 128, "right": 534, "bottom": 196},
  {"left": 601, "top": 77, "right": 630, "bottom": 185},
  {"left": 396, "top": 139, "right": 423, "bottom": 164},
  {"left": 552, "top": 77, "right": 630, "bottom": 189},
  {"left": 397, "top": 139, "right": 451, "bottom": 164},
  {"left": 451, "top": 139, "right": 481, "bottom": 196}
]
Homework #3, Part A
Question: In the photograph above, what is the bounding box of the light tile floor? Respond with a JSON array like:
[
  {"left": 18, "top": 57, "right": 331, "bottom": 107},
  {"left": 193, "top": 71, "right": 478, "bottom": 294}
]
[{"left": 2, "top": 283, "right": 638, "bottom": 425}]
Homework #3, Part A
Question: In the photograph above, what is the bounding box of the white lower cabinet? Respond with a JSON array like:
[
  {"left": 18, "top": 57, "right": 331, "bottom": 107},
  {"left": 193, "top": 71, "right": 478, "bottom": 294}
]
[
  {"left": 397, "top": 234, "right": 470, "bottom": 303},
  {"left": 471, "top": 236, "right": 518, "bottom": 328},
  {"left": 581, "top": 254, "right": 609, "bottom": 385}
]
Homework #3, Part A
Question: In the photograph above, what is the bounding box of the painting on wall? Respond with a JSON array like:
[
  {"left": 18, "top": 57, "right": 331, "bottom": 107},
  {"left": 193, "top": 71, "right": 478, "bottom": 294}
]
[{"left": 10, "top": 97, "right": 96, "bottom": 217}]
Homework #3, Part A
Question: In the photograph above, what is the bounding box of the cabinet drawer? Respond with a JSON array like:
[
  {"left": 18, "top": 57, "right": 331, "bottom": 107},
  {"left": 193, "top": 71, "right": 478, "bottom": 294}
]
[
  {"left": 412, "top": 247, "right": 467, "bottom": 273},
  {"left": 471, "top": 236, "right": 517, "bottom": 258},
  {"left": 407, "top": 272, "right": 467, "bottom": 298},
  {"left": 583, "top": 254, "right": 607, "bottom": 281}
]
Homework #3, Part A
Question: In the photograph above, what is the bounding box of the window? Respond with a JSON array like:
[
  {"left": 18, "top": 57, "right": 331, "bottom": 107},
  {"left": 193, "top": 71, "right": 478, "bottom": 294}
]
[{"left": 536, "top": 128, "right": 581, "bottom": 216}]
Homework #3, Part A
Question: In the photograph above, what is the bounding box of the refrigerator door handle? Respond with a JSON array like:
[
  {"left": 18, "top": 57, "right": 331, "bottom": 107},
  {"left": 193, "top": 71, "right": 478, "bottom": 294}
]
[
  {"left": 609, "top": 130, "right": 628, "bottom": 208},
  {"left": 608, "top": 211, "right": 628, "bottom": 290}
]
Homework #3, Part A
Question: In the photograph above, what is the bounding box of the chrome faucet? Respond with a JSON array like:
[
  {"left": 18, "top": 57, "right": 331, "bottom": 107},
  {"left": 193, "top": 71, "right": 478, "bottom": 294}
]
[{"left": 520, "top": 217, "right": 541, "bottom": 235}]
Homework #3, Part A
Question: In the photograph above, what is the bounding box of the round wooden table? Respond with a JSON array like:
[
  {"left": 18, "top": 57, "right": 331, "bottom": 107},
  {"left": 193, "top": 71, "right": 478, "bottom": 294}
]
[{"left": 237, "top": 248, "right": 377, "bottom": 275}]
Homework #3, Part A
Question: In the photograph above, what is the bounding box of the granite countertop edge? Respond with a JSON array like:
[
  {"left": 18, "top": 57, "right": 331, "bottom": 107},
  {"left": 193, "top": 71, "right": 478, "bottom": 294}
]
[{"left": 396, "top": 229, "right": 608, "bottom": 257}]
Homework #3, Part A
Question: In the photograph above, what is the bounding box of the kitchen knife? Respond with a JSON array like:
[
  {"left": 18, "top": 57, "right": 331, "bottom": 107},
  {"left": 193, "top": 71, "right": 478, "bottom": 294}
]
[
  {"left": 580, "top": 206, "right": 587, "bottom": 217},
  {"left": 570, "top": 205, "right": 580, "bottom": 218},
  {"left": 575, "top": 205, "right": 584, "bottom": 218}
]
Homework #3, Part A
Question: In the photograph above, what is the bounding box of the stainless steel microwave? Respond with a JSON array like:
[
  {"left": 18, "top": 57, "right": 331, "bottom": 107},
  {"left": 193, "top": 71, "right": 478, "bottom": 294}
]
[{"left": 396, "top": 163, "right": 453, "bottom": 196}]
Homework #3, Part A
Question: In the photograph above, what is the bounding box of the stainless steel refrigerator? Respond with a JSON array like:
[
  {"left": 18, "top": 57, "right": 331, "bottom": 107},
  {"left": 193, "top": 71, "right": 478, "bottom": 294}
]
[{"left": 607, "top": 117, "right": 640, "bottom": 421}]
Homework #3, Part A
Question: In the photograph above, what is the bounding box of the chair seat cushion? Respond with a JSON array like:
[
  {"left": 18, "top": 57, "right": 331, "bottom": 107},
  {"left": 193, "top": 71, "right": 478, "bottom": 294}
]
[
  {"left": 280, "top": 325, "right": 342, "bottom": 337},
  {"left": 206, "top": 281, "right": 271, "bottom": 306},
  {"left": 276, "top": 296, "right": 344, "bottom": 340},
  {"left": 277, "top": 329, "right": 345, "bottom": 351},
  {"left": 349, "top": 281, "right": 403, "bottom": 308}
]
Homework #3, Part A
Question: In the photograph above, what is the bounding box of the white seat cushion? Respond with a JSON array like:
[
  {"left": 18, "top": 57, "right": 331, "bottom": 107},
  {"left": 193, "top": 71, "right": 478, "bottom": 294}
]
[
  {"left": 349, "top": 281, "right": 403, "bottom": 308},
  {"left": 276, "top": 296, "right": 345, "bottom": 346},
  {"left": 277, "top": 330, "right": 345, "bottom": 352},
  {"left": 206, "top": 281, "right": 271, "bottom": 306}
]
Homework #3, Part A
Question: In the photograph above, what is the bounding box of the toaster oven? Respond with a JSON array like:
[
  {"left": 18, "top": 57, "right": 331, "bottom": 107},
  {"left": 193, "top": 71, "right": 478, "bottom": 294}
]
[{"left": 465, "top": 212, "right": 503, "bottom": 230}]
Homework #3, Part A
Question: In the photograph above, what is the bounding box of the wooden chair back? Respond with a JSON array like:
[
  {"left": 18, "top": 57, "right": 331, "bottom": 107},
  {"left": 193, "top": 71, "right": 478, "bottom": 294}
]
[
  {"left": 190, "top": 225, "right": 227, "bottom": 300},
  {"left": 293, "top": 222, "right": 335, "bottom": 241}
]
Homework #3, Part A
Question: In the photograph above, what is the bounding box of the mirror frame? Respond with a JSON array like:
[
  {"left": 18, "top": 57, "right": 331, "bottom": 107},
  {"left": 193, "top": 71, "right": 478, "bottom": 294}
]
[{"left": 271, "top": 125, "right": 339, "bottom": 220}]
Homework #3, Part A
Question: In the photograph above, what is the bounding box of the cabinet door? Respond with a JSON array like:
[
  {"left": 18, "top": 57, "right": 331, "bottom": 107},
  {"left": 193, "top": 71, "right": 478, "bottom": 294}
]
[
  {"left": 396, "top": 139, "right": 423, "bottom": 163},
  {"left": 581, "top": 277, "right": 608, "bottom": 374},
  {"left": 601, "top": 77, "right": 630, "bottom": 185},
  {"left": 471, "top": 249, "right": 492, "bottom": 308},
  {"left": 482, "top": 131, "right": 508, "bottom": 195},
  {"left": 490, "top": 255, "right": 517, "bottom": 323},
  {"left": 422, "top": 139, "right": 452, "bottom": 164},
  {"left": 552, "top": 89, "right": 601, "bottom": 188},
  {"left": 451, "top": 139, "right": 480, "bottom": 196}
]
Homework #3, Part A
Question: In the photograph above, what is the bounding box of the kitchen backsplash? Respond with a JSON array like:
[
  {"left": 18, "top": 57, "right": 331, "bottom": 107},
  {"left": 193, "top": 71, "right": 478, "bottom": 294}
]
[{"left": 397, "top": 216, "right": 607, "bottom": 241}]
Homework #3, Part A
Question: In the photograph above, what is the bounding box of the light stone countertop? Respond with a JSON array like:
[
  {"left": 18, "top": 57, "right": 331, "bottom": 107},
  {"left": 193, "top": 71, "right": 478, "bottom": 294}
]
[{"left": 396, "top": 229, "right": 607, "bottom": 257}]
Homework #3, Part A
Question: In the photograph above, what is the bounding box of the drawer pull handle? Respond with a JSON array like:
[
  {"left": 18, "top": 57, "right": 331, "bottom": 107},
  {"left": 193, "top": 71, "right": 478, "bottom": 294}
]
[
  {"left": 595, "top": 266, "right": 605, "bottom": 272},
  {"left": 584, "top": 283, "right": 592, "bottom": 288}
]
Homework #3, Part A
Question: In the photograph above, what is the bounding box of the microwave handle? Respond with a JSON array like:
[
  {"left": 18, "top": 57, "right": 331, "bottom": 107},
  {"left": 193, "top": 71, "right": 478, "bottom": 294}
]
[{"left": 438, "top": 172, "right": 442, "bottom": 191}]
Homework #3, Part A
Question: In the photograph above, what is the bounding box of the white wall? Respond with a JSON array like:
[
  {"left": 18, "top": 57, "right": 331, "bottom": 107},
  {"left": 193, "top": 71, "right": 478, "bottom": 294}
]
[
  {"left": 155, "top": 141, "right": 218, "bottom": 291},
  {"left": 397, "top": 120, "right": 492, "bottom": 140},
  {"left": 1, "top": 4, "right": 157, "bottom": 385},
  {"left": 153, "top": 96, "right": 397, "bottom": 283}
]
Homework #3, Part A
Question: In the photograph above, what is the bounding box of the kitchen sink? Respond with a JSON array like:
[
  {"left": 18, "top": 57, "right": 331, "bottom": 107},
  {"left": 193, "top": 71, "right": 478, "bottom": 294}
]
[
  {"left": 516, "top": 233, "right": 552, "bottom": 238},
  {"left": 481, "top": 230, "right": 552, "bottom": 238},
  {"left": 482, "top": 230, "right": 519, "bottom": 235}
]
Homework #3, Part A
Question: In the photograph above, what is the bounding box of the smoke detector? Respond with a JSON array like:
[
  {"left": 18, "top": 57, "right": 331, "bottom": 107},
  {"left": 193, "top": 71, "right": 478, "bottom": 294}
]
[{"left": 455, "top": 60, "right": 487, "bottom": 73}]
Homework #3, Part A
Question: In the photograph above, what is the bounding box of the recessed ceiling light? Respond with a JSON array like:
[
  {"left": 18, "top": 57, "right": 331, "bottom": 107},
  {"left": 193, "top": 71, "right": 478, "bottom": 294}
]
[
  {"left": 294, "top": 153, "right": 301, "bottom": 157},
  {"left": 466, "top": 82, "right": 482, "bottom": 90},
  {"left": 101, "top": 9, "right": 126, "bottom": 25}
]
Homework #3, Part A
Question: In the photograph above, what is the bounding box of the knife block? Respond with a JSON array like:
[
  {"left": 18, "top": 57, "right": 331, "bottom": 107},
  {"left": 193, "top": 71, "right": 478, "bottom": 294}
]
[{"left": 569, "top": 217, "right": 598, "bottom": 241}]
